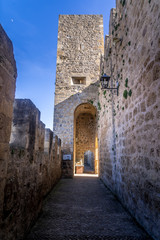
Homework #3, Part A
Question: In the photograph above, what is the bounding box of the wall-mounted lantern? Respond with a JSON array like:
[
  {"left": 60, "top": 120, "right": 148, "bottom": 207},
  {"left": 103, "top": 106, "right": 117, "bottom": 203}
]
[{"left": 100, "top": 73, "right": 119, "bottom": 96}]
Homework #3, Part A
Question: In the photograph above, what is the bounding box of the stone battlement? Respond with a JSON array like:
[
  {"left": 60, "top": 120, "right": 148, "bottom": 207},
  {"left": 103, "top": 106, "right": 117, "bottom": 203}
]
[
  {"left": 1, "top": 99, "right": 62, "bottom": 240},
  {"left": 0, "top": 23, "right": 62, "bottom": 239}
]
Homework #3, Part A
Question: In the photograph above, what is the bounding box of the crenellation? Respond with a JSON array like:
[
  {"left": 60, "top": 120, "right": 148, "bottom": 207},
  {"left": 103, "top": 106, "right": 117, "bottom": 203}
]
[
  {"left": 1, "top": 99, "right": 62, "bottom": 240},
  {"left": 44, "top": 128, "right": 53, "bottom": 154},
  {"left": 0, "top": 24, "right": 62, "bottom": 239}
]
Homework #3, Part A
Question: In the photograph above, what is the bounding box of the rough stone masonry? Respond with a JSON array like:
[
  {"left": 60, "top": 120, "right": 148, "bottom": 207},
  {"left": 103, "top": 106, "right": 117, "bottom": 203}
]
[
  {"left": 98, "top": 1, "right": 160, "bottom": 240},
  {"left": 0, "top": 24, "right": 17, "bottom": 230},
  {"left": 54, "top": 15, "right": 104, "bottom": 177}
]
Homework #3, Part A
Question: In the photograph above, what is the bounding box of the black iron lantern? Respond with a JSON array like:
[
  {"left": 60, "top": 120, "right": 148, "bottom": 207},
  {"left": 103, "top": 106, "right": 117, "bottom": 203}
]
[
  {"left": 100, "top": 74, "right": 110, "bottom": 89},
  {"left": 100, "top": 73, "right": 119, "bottom": 96}
]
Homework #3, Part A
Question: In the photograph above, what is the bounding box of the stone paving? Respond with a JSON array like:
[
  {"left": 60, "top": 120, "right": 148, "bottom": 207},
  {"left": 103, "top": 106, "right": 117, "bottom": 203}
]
[{"left": 25, "top": 176, "right": 152, "bottom": 240}]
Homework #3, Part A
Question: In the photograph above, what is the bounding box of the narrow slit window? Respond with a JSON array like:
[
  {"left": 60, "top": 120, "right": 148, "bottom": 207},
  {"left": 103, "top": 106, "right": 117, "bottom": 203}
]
[{"left": 72, "top": 77, "right": 86, "bottom": 85}]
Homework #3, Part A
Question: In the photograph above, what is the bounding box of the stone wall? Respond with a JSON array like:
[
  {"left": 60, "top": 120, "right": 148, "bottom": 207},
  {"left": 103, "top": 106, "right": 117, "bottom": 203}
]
[
  {"left": 54, "top": 15, "right": 104, "bottom": 177},
  {"left": 99, "top": 0, "right": 160, "bottom": 239},
  {"left": 1, "top": 99, "right": 61, "bottom": 240},
  {"left": 0, "top": 24, "right": 17, "bottom": 230}
]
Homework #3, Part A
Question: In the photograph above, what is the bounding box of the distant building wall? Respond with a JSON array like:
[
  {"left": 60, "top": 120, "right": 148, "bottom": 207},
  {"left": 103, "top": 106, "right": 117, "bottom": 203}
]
[
  {"left": 54, "top": 15, "right": 104, "bottom": 177},
  {"left": 0, "top": 24, "right": 17, "bottom": 228},
  {"left": 98, "top": 1, "right": 160, "bottom": 239}
]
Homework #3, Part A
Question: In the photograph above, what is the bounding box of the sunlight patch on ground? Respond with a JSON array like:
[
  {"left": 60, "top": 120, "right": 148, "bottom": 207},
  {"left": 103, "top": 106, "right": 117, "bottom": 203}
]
[{"left": 74, "top": 173, "right": 99, "bottom": 177}]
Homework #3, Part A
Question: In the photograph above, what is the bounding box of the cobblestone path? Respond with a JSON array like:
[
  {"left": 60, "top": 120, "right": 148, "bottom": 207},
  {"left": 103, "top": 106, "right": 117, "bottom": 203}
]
[{"left": 26, "top": 176, "right": 152, "bottom": 240}]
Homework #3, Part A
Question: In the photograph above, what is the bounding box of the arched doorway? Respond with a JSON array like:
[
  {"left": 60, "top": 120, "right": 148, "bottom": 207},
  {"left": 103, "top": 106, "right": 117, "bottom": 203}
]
[{"left": 74, "top": 103, "right": 99, "bottom": 175}]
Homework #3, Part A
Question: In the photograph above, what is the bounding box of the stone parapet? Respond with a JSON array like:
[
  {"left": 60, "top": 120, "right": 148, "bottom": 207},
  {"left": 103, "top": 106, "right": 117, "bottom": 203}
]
[{"left": 1, "top": 99, "right": 62, "bottom": 240}]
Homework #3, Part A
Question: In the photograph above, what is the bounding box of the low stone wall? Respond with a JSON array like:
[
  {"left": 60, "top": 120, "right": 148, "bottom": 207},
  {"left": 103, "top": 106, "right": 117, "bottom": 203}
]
[{"left": 1, "top": 99, "right": 61, "bottom": 240}]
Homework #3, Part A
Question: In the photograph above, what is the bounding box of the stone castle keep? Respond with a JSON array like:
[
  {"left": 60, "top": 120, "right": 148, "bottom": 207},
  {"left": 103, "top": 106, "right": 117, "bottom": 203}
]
[
  {"left": 54, "top": 15, "right": 104, "bottom": 176},
  {"left": 0, "top": 0, "right": 160, "bottom": 239}
]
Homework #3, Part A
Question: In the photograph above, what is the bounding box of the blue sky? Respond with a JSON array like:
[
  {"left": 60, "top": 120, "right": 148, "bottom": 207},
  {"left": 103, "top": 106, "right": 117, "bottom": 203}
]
[{"left": 0, "top": 0, "right": 115, "bottom": 130}]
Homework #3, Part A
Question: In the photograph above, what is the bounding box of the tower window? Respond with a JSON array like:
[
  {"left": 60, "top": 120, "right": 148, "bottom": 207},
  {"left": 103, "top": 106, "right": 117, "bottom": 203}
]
[{"left": 72, "top": 77, "right": 86, "bottom": 85}]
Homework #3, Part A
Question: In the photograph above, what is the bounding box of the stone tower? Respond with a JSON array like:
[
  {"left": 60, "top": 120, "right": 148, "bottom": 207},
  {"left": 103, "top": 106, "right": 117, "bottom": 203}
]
[{"left": 54, "top": 15, "right": 104, "bottom": 177}]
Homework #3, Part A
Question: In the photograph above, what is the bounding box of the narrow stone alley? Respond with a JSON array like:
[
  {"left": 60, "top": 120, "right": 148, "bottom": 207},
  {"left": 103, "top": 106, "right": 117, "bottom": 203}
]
[{"left": 25, "top": 176, "right": 152, "bottom": 240}]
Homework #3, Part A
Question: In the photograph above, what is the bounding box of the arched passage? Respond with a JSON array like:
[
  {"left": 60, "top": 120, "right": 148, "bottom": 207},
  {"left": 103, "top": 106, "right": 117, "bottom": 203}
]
[{"left": 74, "top": 103, "right": 99, "bottom": 175}]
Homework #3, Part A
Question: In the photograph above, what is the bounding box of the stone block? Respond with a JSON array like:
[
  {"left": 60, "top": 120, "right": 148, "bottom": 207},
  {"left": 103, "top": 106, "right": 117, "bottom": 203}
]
[
  {"left": 147, "top": 92, "right": 157, "bottom": 107},
  {"left": 153, "top": 64, "right": 160, "bottom": 81},
  {"left": 145, "top": 111, "right": 154, "bottom": 122},
  {"left": 44, "top": 128, "right": 53, "bottom": 154},
  {"left": 140, "top": 101, "right": 146, "bottom": 112},
  {"left": 10, "top": 99, "right": 40, "bottom": 151}
]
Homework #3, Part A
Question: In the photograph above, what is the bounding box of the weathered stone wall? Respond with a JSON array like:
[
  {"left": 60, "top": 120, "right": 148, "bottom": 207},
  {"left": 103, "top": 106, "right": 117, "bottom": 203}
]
[
  {"left": 1, "top": 99, "right": 61, "bottom": 240},
  {"left": 55, "top": 15, "right": 104, "bottom": 105},
  {"left": 99, "top": 1, "right": 160, "bottom": 239},
  {"left": 0, "top": 25, "right": 17, "bottom": 230},
  {"left": 54, "top": 15, "right": 104, "bottom": 177}
]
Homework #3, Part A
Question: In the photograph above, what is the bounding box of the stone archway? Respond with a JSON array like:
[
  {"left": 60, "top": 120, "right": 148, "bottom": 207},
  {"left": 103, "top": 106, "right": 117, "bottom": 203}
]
[{"left": 74, "top": 103, "right": 99, "bottom": 175}]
